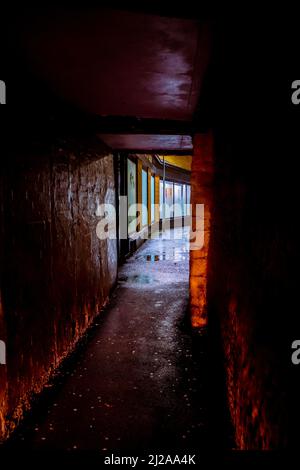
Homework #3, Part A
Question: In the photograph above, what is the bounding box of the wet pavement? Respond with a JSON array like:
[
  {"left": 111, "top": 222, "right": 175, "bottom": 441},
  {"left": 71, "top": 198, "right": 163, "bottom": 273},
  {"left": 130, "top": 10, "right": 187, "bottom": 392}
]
[{"left": 6, "top": 228, "right": 210, "bottom": 452}]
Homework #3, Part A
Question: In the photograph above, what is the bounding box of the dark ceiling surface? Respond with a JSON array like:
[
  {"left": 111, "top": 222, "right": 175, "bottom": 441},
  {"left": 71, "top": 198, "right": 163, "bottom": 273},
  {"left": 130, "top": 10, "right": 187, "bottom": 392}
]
[
  {"left": 18, "top": 8, "right": 211, "bottom": 151},
  {"left": 97, "top": 134, "right": 193, "bottom": 152}
]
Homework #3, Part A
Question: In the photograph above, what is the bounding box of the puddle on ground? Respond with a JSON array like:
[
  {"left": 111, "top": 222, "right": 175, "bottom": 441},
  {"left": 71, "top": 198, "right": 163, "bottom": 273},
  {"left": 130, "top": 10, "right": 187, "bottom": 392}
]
[
  {"left": 118, "top": 274, "right": 154, "bottom": 284},
  {"left": 142, "top": 252, "right": 188, "bottom": 262},
  {"left": 145, "top": 254, "right": 160, "bottom": 262}
]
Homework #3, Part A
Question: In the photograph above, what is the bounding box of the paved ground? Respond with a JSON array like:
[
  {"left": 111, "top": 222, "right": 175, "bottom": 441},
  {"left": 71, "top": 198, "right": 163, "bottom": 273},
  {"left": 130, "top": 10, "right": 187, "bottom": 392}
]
[{"left": 6, "top": 228, "right": 211, "bottom": 452}]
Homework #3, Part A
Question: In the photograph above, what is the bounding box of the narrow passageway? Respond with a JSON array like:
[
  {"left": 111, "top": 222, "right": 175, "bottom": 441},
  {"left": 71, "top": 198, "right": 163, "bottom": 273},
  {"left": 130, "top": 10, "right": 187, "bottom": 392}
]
[
  {"left": 1, "top": 8, "right": 295, "bottom": 453},
  {"left": 8, "top": 228, "right": 209, "bottom": 452}
]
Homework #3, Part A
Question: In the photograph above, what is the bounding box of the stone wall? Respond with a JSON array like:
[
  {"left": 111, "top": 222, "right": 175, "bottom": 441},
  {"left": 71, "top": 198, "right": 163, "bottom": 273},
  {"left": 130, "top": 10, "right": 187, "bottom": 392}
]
[
  {"left": 187, "top": 18, "right": 296, "bottom": 449},
  {"left": 206, "top": 123, "right": 292, "bottom": 448},
  {"left": 191, "top": 125, "right": 292, "bottom": 448},
  {"left": 0, "top": 135, "right": 117, "bottom": 441},
  {"left": 189, "top": 133, "right": 213, "bottom": 328}
]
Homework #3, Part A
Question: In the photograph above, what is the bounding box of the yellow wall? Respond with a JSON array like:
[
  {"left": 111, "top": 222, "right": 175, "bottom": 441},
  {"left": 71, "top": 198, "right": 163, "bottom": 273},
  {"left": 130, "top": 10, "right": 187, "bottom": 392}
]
[{"left": 160, "top": 155, "right": 192, "bottom": 171}]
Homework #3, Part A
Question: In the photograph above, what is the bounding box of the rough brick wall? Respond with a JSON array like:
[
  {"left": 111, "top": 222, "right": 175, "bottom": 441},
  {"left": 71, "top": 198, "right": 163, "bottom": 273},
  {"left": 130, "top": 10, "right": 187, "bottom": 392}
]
[
  {"left": 190, "top": 127, "right": 292, "bottom": 448},
  {"left": 204, "top": 124, "right": 291, "bottom": 449},
  {"left": 189, "top": 133, "right": 213, "bottom": 328},
  {"left": 0, "top": 135, "right": 117, "bottom": 441},
  {"left": 188, "top": 19, "right": 295, "bottom": 449}
]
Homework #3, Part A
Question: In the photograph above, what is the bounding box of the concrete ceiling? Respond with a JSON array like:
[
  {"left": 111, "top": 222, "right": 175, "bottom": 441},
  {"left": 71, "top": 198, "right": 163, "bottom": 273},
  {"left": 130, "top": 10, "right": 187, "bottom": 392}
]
[
  {"left": 97, "top": 134, "right": 193, "bottom": 151},
  {"left": 19, "top": 8, "right": 211, "bottom": 151}
]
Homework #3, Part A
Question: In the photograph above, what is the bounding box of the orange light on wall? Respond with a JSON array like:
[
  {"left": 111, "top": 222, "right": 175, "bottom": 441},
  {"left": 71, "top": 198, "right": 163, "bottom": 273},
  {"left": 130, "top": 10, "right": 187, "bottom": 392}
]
[{"left": 189, "top": 132, "right": 214, "bottom": 328}]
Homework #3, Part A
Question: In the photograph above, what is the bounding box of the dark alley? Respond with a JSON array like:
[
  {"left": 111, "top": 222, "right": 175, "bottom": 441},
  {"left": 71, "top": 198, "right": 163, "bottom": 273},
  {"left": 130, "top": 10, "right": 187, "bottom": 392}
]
[
  {"left": 0, "top": 6, "right": 299, "bottom": 463},
  {"left": 6, "top": 229, "right": 210, "bottom": 451}
]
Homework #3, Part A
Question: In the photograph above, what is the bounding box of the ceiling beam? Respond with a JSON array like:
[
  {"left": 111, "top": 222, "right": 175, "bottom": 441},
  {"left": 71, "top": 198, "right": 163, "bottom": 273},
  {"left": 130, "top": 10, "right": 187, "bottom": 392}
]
[{"left": 94, "top": 117, "right": 194, "bottom": 135}]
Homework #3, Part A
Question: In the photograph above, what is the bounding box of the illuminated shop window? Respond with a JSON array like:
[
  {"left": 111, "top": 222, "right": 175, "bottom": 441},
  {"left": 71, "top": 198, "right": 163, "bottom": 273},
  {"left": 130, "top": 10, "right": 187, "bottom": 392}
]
[
  {"left": 186, "top": 184, "right": 191, "bottom": 215},
  {"left": 165, "top": 181, "right": 174, "bottom": 218},
  {"left": 160, "top": 180, "right": 164, "bottom": 219},
  {"left": 159, "top": 180, "right": 191, "bottom": 219},
  {"left": 127, "top": 158, "right": 137, "bottom": 234},
  {"left": 151, "top": 175, "right": 155, "bottom": 223},
  {"left": 174, "top": 183, "right": 183, "bottom": 217},
  {"left": 183, "top": 184, "right": 187, "bottom": 216}
]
